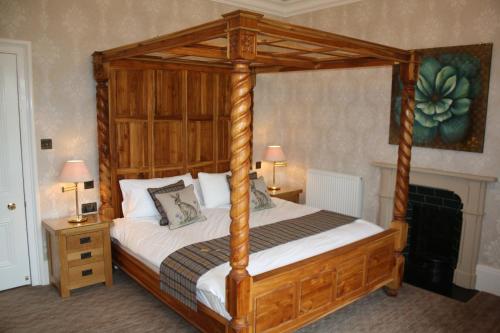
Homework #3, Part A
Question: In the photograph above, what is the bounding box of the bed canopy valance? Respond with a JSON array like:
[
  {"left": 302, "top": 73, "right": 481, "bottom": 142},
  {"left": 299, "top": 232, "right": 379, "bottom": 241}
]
[
  {"left": 96, "top": 11, "right": 412, "bottom": 71},
  {"left": 93, "top": 10, "right": 419, "bottom": 333}
]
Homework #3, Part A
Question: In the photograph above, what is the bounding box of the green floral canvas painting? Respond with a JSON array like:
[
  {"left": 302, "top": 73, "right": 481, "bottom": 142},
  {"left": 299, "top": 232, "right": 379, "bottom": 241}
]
[{"left": 390, "top": 43, "right": 492, "bottom": 153}]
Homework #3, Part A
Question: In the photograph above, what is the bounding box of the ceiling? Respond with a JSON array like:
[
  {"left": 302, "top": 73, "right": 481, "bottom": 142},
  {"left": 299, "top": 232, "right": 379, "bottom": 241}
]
[{"left": 212, "top": 0, "right": 364, "bottom": 17}]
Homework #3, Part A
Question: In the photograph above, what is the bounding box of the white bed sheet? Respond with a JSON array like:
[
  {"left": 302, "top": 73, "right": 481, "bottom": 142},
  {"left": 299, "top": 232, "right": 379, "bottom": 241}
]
[{"left": 110, "top": 198, "right": 383, "bottom": 319}]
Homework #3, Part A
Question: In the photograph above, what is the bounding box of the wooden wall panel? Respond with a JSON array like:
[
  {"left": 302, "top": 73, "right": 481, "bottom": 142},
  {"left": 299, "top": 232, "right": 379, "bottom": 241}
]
[
  {"left": 115, "top": 121, "right": 149, "bottom": 170},
  {"left": 188, "top": 121, "right": 213, "bottom": 164},
  {"left": 217, "top": 119, "right": 230, "bottom": 161},
  {"left": 108, "top": 66, "right": 241, "bottom": 218},
  {"left": 218, "top": 74, "right": 231, "bottom": 117},
  {"left": 186, "top": 71, "right": 219, "bottom": 118},
  {"left": 155, "top": 70, "right": 183, "bottom": 119},
  {"left": 216, "top": 161, "right": 230, "bottom": 173},
  {"left": 153, "top": 121, "right": 183, "bottom": 167},
  {"left": 188, "top": 164, "right": 216, "bottom": 178},
  {"left": 154, "top": 169, "right": 185, "bottom": 178},
  {"left": 114, "top": 70, "right": 153, "bottom": 118},
  {"left": 217, "top": 73, "right": 231, "bottom": 168},
  {"left": 187, "top": 71, "right": 203, "bottom": 117}
]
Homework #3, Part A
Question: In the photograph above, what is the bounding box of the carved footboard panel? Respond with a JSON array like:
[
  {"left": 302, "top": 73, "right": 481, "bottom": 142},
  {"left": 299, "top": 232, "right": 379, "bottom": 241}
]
[{"left": 249, "top": 229, "right": 397, "bottom": 333}]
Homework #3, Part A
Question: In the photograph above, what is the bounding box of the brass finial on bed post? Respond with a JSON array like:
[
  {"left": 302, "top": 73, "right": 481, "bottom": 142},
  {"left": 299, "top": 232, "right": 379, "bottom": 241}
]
[{"left": 385, "top": 51, "right": 420, "bottom": 296}]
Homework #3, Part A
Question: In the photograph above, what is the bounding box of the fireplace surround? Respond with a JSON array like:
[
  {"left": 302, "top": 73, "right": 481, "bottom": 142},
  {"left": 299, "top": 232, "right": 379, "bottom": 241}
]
[{"left": 373, "top": 161, "right": 497, "bottom": 289}]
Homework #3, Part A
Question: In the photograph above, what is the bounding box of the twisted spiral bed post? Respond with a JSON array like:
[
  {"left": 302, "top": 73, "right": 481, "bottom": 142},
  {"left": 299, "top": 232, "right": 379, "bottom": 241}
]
[
  {"left": 386, "top": 51, "right": 420, "bottom": 296},
  {"left": 227, "top": 61, "right": 253, "bottom": 333},
  {"left": 93, "top": 52, "right": 114, "bottom": 220}
]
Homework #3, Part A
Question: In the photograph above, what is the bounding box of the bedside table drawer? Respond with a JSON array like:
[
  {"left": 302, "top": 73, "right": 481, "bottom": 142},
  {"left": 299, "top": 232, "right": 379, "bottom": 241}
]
[
  {"left": 67, "top": 248, "right": 104, "bottom": 267},
  {"left": 69, "top": 261, "right": 105, "bottom": 289},
  {"left": 67, "top": 231, "right": 103, "bottom": 252}
]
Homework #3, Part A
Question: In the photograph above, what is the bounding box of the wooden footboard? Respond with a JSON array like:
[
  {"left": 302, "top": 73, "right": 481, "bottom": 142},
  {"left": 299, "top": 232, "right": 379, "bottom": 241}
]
[
  {"left": 112, "top": 228, "right": 397, "bottom": 333},
  {"left": 247, "top": 229, "right": 397, "bottom": 333}
]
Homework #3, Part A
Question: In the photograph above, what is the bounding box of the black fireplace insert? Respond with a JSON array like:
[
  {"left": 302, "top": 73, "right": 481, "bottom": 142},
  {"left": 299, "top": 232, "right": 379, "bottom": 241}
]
[{"left": 403, "top": 184, "right": 477, "bottom": 301}]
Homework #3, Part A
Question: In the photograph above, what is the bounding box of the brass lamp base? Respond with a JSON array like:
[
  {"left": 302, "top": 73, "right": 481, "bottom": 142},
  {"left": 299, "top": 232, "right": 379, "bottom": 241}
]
[
  {"left": 62, "top": 181, "right": 87, "bottom": 224},
  {"left": 268, "top": 160, "right": 285, "bottom": 192},
  {"left": 68, "top": 215, "right": 88, "bottom": 223}
]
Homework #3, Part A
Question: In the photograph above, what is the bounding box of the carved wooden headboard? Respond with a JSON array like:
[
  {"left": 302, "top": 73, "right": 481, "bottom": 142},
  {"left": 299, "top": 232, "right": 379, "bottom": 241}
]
[{"left": 94, "top": 59, "right": 247, "bottom": 219}]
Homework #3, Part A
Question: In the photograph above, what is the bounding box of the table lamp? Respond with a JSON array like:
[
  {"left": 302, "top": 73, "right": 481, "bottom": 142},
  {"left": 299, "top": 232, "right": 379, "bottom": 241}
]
[
  {"left": 263, "top": 145, "right": 287, "bottom": 191},
  {"left": 60, "top": 160, "right": 92, "bottom": 223}
]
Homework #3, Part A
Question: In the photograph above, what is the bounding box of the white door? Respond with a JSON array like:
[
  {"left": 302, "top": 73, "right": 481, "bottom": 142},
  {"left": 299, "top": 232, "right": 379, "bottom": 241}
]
[{"left": 0, "top": 52, "right": 31, "bottom": 290}]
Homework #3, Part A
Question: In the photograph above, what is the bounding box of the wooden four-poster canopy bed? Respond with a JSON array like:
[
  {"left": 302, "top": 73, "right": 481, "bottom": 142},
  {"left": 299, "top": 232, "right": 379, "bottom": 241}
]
[{"left": 93, "top": 10, "right": 419, "bottom": 333}]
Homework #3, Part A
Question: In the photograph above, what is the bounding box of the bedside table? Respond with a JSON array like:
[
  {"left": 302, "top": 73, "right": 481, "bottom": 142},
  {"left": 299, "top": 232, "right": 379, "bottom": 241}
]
[
  {"left": 43, "top": 214, "right": 113, "bottom": 297},
  {"left": 269, "top": 188, "right": 303, "bottom": 203}
]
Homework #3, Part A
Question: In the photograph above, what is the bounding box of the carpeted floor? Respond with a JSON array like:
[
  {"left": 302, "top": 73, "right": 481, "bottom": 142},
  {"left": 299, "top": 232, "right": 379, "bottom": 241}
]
[{"left": 1, "top": 269, "right": 499, "bottom": 333}]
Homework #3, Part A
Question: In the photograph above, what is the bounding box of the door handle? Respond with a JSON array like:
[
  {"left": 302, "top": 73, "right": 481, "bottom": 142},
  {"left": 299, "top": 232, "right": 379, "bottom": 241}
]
[{"left": 7, "top": 203, "right": 16, "bottom": 211}]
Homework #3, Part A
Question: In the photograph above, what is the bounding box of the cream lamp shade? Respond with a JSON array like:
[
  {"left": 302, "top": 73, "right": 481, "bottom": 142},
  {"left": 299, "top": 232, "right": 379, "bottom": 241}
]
[
  {"left": 263, "top": 145, "right": 286, "bottom": 162},
  {"left": 59, "top": 160, "right": 92, "bottom": 183}
]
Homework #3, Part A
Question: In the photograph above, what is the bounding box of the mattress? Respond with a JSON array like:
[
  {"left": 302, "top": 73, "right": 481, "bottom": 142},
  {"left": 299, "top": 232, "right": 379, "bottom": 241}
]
[{"left": 110, "top": 198, "right": 383, "bottom": 319}]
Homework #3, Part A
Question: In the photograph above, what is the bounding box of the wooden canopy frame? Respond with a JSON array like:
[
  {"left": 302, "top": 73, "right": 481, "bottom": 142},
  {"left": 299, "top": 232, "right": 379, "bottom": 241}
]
[{"left": 93, "top": 10, "right": 419, "bottom": 333}]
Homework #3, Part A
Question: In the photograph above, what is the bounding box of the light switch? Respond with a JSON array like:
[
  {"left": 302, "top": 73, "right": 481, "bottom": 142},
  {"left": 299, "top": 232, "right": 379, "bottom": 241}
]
[{"left": 41, "top": 138, "right": 52, "bottom": 150}]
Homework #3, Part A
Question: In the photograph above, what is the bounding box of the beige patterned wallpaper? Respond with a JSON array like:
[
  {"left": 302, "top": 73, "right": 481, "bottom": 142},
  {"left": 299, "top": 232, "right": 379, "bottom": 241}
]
[
  {"left": 0, "top": 0, "right": 237, "bottom": 218},
  {"left": 0, "top": 0, "right": 499, "bottom": 271},
  {"left": 253, "top": 0, "right": 500, "bottom": 268}
]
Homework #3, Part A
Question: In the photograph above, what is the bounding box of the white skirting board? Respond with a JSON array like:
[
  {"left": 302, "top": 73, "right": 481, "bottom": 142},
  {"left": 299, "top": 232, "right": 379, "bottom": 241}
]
[{"left": 475, "top": 264, "right": 500, "bottom": 296}]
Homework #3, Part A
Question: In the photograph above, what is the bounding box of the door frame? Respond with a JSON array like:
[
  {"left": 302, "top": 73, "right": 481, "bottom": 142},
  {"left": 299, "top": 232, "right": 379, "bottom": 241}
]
[{"left": 0, "top": 39, "right": 46, "bottom": 285}]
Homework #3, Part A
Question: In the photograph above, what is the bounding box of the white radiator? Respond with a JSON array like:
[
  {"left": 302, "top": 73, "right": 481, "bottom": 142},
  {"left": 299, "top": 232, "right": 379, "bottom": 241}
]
[{"left": 306, "top": 169, "right": 363, "bottom": 218}]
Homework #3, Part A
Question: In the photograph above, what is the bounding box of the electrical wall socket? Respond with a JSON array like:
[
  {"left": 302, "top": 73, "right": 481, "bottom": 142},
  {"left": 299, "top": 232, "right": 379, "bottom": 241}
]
[
  {"left": 84, "top": 180, "right": 94, "bottom": 189},
  {"left": 256, "top": 161, "right": 262, "bottom": 169},
  {"left": 82, "top": 202, "right": 97, "bottom": 214}
]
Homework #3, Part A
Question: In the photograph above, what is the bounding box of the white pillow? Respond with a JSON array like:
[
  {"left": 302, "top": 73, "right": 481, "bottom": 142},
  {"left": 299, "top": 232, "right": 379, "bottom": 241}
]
[
  {"left": 193, "top": 179, "right": 205, "bottom": 207},
  {"left": 119, "top": 173, "right": 194, "bottom": 218},
  {"left": 198, "top": 172, "right": 231, "bottom": 208}
]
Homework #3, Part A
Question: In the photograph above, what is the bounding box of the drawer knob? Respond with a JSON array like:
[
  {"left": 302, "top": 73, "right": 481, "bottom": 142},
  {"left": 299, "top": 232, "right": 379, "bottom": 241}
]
[
  {"left": 80, "top": 252, "right": 92, "bottom": 259},
  {"left": 79, "top": 236, "right": 91, "bottom": 244},
  {"left": 81, "top": 269, "right": 93, "bottom": 277}
]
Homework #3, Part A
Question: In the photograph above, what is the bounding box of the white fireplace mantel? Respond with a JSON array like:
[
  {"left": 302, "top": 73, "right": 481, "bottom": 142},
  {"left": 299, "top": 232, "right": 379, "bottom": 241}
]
[{"left": 372, "top": 161, "right": 497, "bottom": 289}]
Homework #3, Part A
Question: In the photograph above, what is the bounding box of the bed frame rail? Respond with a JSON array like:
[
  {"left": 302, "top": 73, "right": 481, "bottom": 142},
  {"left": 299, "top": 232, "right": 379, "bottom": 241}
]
[
  {"left": 111, "top": 242, "right": 227, "bottom": 333},
  {"left": 112, "top": 228, "right": 397, "bottom": 333}
]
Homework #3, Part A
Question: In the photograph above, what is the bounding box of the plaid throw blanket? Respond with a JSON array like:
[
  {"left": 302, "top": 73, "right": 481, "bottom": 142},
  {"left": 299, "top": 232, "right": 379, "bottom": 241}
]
[{"left": 160, "top": 210, "right": 355, "bottom": 310}]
